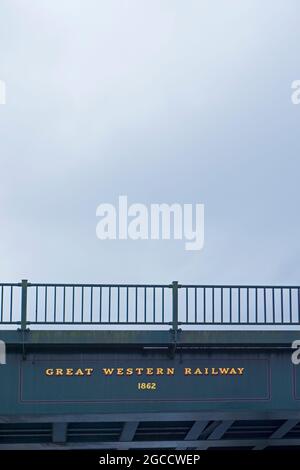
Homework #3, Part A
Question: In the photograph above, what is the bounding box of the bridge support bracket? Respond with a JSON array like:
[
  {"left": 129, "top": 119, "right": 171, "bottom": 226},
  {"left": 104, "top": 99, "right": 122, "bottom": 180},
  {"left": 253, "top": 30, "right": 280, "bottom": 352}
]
[
  {"left": 17, "top": 328, "right": 30, "bottom": 360},
  {"left": 169, "top": 327, "right": 182, "bottom": 357}
]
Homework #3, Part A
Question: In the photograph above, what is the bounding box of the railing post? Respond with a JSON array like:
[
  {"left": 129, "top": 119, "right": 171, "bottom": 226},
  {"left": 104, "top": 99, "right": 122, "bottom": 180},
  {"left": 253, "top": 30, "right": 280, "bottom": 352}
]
[
  {"left": 20, "top": 279, "right": 28, "bottom": 331},
  {"left": 169, "top": 280, "right": 181, "bottom": 355},
  {"left": 172, "top": 281, "right": 179, "bottom": 332}
]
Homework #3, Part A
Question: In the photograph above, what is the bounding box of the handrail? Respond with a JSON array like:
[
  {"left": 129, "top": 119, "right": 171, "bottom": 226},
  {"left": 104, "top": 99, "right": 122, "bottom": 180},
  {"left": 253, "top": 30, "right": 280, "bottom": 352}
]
[{"left": 0, "top": 280, "right": 299, "bottom": 329}]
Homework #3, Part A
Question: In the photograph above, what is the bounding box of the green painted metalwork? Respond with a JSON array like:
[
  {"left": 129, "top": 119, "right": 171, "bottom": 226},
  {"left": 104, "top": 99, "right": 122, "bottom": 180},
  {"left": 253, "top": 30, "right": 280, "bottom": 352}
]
[
  {"left": 0, "top": 280, "right": 300, "bottom": 328},
  {"left": 0, "top": 329, "right": 299, "bottom": 448},
  {"left": 0, "top": 280, "right": 300, "bottom": 448}
]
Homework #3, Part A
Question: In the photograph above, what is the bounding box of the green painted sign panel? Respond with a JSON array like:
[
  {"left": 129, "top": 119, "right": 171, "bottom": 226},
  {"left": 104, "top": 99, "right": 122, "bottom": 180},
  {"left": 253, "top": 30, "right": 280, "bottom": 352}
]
[
  {"left": 0, "top": 349, "right": 298, "bottom": 416},
  {"left": 20, "top": 357, "right": 270, "bottom": 403}
]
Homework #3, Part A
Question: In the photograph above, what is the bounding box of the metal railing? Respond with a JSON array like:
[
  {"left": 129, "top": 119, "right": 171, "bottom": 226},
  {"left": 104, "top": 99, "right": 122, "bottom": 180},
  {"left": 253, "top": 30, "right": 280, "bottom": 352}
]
[
  {"left": 179, "top": 285, "right": 300, "bottom": 325},
  {"left": 0, "top": 280, "right": 300, "bottom": 329}
]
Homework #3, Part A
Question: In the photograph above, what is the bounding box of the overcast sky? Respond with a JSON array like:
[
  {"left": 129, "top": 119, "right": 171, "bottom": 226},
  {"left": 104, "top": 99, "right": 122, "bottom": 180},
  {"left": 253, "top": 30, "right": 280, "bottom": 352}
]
[{"left": 0, "top": 0, "right": 299, "bottom": 285}]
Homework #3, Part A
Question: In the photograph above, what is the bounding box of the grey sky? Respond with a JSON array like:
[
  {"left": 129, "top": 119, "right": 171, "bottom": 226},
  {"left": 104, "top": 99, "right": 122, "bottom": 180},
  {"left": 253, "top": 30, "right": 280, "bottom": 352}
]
[{"left": 0, "top": 0, "right": 299, "bottom": 285}]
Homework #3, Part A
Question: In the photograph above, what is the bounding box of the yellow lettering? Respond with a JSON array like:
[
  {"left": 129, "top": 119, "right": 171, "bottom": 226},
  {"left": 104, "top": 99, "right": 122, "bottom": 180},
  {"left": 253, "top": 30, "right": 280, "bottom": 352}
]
[{"left": 219, "top": 368, "right": 230, "bottom": 375}]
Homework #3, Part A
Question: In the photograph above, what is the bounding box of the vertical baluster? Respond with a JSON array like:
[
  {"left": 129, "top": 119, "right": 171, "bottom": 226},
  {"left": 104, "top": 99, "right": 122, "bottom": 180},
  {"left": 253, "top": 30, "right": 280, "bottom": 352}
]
[
  {"left": 90, "top": 287, "right": 93, "bottom": 322},
  {"left": 63, "top": 286, "right": 66, "bottom": 323},
  {"left": 162, "top": 288, "right": 164, "bottom": 324},
  {"left": 81, "top": 287, "right": 84, "bottom": 323},
  {"left": 72, "top": 287, "right": 75, "bottom": 323},
  {"left": 272, "top": 288, "right": 275, "bottom": 324},
  {"left": 0, "top": 286, "right": 3, "bottom": 322},
  {"left": 203, "top": 287, "right": 206, "bottom": 323},
  {"left": 238, "top": 288, "right": 240, "bottom": 323},
  {"left": 144, "top": 287, "right": 147, "bottom": 323},
  {"left": 246, "top": 287, "right": 249, "bottom": 324},
  {"left": 221, "top": 288, "right": 224, "bottom": 324},
  {"left": 54, "top": 287, "right": 57, "bottom": 323},
  {"left": 263, "top": 288, "right": 266, "bottom": 324},
  {"left": 35, "top": 286, "right": 39, "bottom": 323},
  {"left": 126, "top": 287, "right": 129, "bottom": 323},
  {"left": 99, "top": 287, "right": 102, "bottom": 323},
  {"left": 229, "top": 288, "right": 232, "bottom": 323},
  {"left": 195, "top": 287, "right": 197, "bottom": 323},
  {"left": 212, "top": 288, "right": 215, "bottom": 323},
  {"left": 45, "top": 286, "right": 48, "bottom": 322},
  {"left": 10, "top": 286, "right": 13, "bottom": 322},
  {"left": 135, "top": 287, "right": 138, "bottom": 323},
  {"left": 255, "top": 288, "right": 258, "bottom": 323},
  {"left": 108, "top": 287, "right": 111, "bottom": 323},
  {"left": 152, "top": 287, "right": 155, "bottom": 323},
  {"left": 289, "top": 288, "right": 292, "bottom": 323},
  {"left": 298, "top": 288, "right": 300, "bottom": 324},
  {"left": 186, "top": 288, "right": 189, "bottom": 323},
  {"left": 280, "top": 288, "right": 284, "bottom": 323},
  {"left": 117, "top": 287, "right": 120, "bottom": 323}
]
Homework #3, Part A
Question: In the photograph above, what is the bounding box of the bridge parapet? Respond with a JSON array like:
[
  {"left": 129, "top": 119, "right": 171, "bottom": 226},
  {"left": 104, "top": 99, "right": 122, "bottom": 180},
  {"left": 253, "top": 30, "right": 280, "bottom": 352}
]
[{"left": 0, "top": 280, "right": 300, "bottom": 330}]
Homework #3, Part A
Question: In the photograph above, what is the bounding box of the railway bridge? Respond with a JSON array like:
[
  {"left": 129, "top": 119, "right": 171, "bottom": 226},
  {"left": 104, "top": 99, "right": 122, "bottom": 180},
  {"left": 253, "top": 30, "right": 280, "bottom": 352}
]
[{"left": 0, "top": 280, "right": 300, "bottom": 450}]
